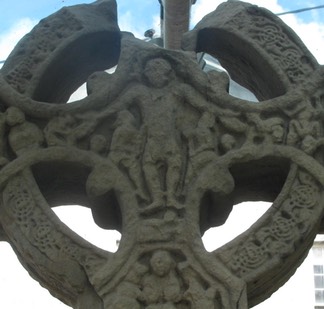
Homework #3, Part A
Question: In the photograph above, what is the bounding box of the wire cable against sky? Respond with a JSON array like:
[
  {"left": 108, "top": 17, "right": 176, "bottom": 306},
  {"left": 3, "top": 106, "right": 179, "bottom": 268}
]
[{"left": 277, "top": 5, "right": 324, "bottom": 16}]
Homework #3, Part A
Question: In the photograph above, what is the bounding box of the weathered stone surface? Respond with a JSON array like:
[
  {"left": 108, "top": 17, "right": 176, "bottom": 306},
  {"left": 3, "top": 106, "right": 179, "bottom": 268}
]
[
  {"left": 0, "top": 0, "right": 324, "bottom": 308},
  {"left": 183, "top": 1, "right": 318, "bottom": 100},
  {"left": 1, "top": 0, "right": 120, "bottom": 103}
]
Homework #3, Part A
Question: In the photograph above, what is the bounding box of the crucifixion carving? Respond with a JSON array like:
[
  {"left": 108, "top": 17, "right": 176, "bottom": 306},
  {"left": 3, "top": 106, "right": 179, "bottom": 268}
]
[{"left": 0, "top": 0, "right": 324, "bottom": 308}]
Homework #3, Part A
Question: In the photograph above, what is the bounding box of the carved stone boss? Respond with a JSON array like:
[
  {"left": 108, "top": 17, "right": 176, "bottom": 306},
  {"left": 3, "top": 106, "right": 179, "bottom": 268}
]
[{"left": 0, "top": 0, "right": 324, "bottom": 308}]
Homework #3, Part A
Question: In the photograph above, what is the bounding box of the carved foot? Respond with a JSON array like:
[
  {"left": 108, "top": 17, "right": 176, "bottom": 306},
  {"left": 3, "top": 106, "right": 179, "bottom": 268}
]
[
  {"left": 135, "top": 189, "right": 150, "bottom": 203},
  {"left": 140, "top": 198, "right": 165, "bottom": 215},
  {"left": 166, "top": 197, "right": 184, "bottom": 210}
]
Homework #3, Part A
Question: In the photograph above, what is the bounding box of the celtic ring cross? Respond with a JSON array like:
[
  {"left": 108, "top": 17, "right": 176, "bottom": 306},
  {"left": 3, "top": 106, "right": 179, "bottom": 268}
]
[{"left": 0, "top": 1, "right": 324, "bottom": 308}]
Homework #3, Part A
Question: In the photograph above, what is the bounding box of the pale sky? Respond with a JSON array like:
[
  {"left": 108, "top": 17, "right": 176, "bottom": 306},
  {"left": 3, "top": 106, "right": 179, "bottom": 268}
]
[{"left": 1, "top": 0, "right": 324, "bottom": 308}]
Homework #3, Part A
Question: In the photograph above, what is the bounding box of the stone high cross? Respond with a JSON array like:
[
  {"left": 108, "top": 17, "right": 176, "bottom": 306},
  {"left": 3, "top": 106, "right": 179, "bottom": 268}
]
[{"left": 0, "top": 0, "right": 324, "bottom": 308}]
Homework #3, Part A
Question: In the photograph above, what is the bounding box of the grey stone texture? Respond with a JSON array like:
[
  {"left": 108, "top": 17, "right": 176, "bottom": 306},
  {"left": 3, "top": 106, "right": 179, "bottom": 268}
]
[{"left": 0, "top": 0, "right": 324, "bottom": 308}]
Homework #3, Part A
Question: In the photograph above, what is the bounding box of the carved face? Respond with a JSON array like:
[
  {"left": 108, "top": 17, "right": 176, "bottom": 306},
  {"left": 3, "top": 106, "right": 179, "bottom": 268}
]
[
  {"left": 144, "top": 58, "right": 172, "bottom": 88},
  {"left": 150, "top": 250, "right": 173, "bottom": 277},
  {"left": 220, "top": 134, "right": 236, "bottom": 152},
  {"left": 6, "top": 107, "right": 25, "bottom": 126},
  {"left": 272, "top": 125, "right": 284, "bottom": 143}
]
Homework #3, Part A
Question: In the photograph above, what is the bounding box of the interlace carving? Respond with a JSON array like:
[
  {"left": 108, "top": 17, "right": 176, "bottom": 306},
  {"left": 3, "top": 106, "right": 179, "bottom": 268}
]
[{"left": 0, "top": 1, "right": 324, "bottom": 308}]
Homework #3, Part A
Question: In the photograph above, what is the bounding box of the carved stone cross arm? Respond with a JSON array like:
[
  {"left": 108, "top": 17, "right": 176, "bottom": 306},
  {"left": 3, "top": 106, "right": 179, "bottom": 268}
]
[
  {"left": 183, "top": 1, "right": 324, "bottom": 306},
  {"left": 0, "top": 0, "right": 324, "bottom": 308}
]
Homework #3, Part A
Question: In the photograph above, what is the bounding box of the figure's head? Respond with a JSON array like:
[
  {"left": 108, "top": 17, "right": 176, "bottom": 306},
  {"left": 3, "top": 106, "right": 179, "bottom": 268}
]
[
  {"left": 6, "top": 107, "right": 25, "bottom": 126},
  {"left": 144, "top": 58, "right": 172, "bottom": 88},
  {"left": 114, "top": 110, "right": 136, "bottom": 128},
  {"left": 220, "top": 134, "right": 236, "bottom": 152},
  {"left": 271, "top": 124, "right": 284, "bottom": 143},
  {"left": 150, "top": 250, "right": 173, "bottom": 277}
]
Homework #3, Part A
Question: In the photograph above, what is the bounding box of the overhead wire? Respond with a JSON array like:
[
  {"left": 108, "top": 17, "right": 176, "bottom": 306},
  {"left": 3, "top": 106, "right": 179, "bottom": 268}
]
[{"left": 277, "top": 4, "right": 324, "bottom": 16}]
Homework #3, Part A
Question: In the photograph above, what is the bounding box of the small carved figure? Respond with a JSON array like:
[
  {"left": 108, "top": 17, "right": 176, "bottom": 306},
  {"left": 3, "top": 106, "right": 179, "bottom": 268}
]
[
  {"left": 220, "top": 133, "right": 236, "bottom": 153},
  {"left": 245, "top": 113, "right": 285, "bottom": 145},
  {"left": 109, "top": 110, "right": 147, "bottom": 201},
  {"left": 102, "top": 259, "right": 149, "bottom": 308},
  {"left": 140, "top": 250, "right": 182, "bottom": 309},
  {"left": 109, "top": 281, "right": 142, "bottom": 309},
  {"left": 184, "top": 111, "right": 235, "bottom": 196},
  {"left": 270, "top": 121, "right": 285, "bottom": 144},
  {"left": 182, "top": 266, "right": 216, "bottom": 308},
  {"left": 287, "top": 108, "right": 320, "bottom": 153},
  {"left": 6, "top": 106, "right": 44, "bottom": 155},
  {"left": 45, "top": 111, "right": 100, "bottom": 147},
  {"left": 90, "top": 134, "right": 108, "bottom": 156},
  {"left": 218, "top": 115, "right": 247, "bottom": 148},
  {"left": 185, "top": 111, "right": 217, "bottom": 159},
  {"left": 44, "top": 113, "right": 77, "bottom": 146}
]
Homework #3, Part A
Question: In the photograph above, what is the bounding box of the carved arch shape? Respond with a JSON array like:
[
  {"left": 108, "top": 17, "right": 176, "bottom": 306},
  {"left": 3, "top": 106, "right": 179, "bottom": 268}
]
[
  {"left": 1, "top": 0, "right": 121, "bottom": 103},
  {"left": 183, "top": 1, "right": 324, "bottom": 306},
  {"left": 0, "top": 147, "right": 142, "bottom": 306},
  {"left": 183, "top": 0, "right": 319, "bottom": 100}
]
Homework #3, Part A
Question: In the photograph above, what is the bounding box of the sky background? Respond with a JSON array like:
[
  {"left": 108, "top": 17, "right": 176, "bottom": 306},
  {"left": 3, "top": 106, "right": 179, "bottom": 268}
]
[{"left": 1, "top": 0, "right": 324, "bottom": 308}]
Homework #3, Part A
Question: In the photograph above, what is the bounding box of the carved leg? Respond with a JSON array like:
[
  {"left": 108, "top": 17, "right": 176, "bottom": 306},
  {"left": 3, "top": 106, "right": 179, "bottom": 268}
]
[
  {"left": 142, "top": 160, "right": 165, "bottom": 210},
  {"left": 126, "top": 160, "right": 149, "bottom": 202},
  {"left": 166, "top": 156, "right": 183, "bottom": 210}
]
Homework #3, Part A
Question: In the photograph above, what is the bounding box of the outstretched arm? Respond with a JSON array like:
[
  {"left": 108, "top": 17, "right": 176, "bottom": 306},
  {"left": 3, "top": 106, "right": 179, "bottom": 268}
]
[
  {"left": 100, "top": 84, "right": 147, "bottom": 118},
  {"left": 181, "top": 83, "right": 213, "bottom": 112},
  {"left": 181, "top": 83, "right": 238, "bottom": 117}
]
